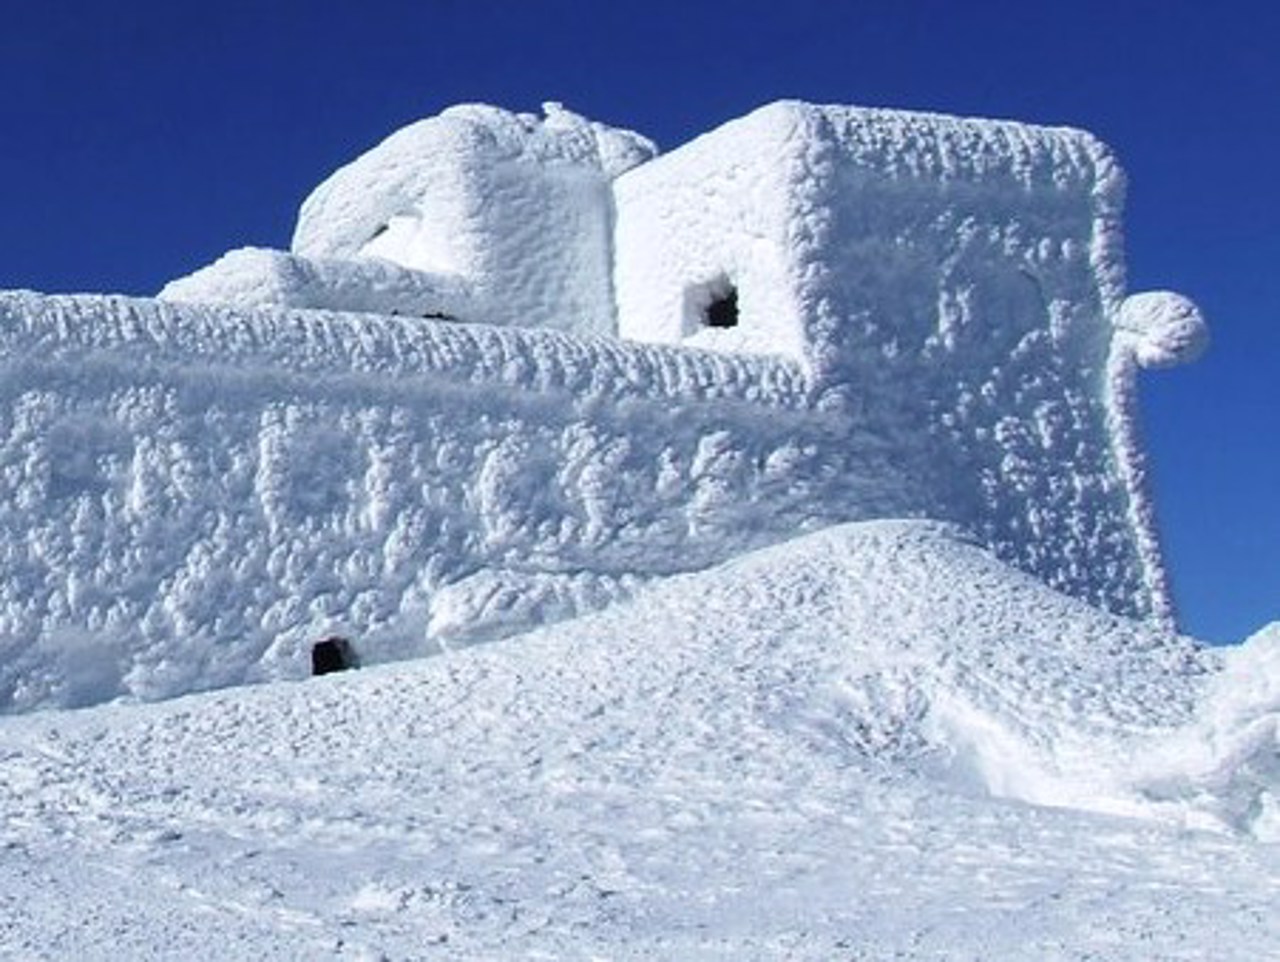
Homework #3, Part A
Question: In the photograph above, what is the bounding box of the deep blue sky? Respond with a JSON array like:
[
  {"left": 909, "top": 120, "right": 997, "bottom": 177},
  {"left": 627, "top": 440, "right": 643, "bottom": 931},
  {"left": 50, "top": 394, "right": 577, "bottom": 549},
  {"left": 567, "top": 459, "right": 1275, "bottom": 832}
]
[{"left": 0, "top": 1, "right": 1274, "bottom": 642}]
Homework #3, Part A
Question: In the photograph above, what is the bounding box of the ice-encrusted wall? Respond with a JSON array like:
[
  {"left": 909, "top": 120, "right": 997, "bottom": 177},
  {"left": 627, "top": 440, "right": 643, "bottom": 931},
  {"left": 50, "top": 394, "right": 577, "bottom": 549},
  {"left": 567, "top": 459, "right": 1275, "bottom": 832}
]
[{"left": 0, "top": 292, "right": 852, "bottom": 711}]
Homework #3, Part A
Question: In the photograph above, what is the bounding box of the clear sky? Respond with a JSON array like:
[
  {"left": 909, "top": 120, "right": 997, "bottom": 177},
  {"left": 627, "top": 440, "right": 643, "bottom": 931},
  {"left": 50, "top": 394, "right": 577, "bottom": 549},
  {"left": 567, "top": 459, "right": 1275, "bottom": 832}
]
[{"left": 0, "top": 0, "right": 1274, "bottom": 643}]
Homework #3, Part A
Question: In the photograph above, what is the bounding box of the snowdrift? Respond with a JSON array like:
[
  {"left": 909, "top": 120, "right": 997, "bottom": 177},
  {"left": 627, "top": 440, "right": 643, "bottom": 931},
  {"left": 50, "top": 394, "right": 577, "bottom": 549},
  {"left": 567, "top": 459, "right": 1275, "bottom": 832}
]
[{"left": 0, "top": 522, "right": 1273, "bottom": 959}]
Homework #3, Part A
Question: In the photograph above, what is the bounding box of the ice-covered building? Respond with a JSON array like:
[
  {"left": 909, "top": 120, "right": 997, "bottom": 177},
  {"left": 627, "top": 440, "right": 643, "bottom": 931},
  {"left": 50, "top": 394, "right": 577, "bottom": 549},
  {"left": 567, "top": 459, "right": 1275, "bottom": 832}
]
[
  {"left": 161, "top": 103, "right": 656, "bottom": 334},
  {"left": 0, "top": 100, "right": 1205, "bottom": 711}
]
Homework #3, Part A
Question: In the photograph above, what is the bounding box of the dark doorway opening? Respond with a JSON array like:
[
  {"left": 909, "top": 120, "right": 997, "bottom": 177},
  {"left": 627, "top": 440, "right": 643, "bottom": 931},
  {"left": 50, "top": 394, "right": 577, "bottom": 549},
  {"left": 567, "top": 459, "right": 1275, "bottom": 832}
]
[{"left": 312, "top": 636, "right": 358, "bottom": 676}]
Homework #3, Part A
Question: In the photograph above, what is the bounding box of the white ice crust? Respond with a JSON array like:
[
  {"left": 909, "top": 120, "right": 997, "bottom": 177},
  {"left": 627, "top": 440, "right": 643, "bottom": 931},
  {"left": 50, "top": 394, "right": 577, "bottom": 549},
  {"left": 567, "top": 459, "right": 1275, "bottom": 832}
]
[{"left": 2, "top": 99, "right": 1214, "bottom": 707}]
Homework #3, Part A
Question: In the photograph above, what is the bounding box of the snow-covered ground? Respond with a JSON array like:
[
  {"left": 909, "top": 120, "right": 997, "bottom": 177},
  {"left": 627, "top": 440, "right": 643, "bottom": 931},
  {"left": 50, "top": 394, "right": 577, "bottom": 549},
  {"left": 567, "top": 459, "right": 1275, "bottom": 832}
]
[{"left": 1, "top": 521, "right": 1275, "bottom": 960}]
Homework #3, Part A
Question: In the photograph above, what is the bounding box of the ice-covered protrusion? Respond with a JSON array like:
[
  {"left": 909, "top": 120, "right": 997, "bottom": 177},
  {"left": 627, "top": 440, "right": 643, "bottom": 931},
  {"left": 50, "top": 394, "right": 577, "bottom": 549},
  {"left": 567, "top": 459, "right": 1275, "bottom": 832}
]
[
  {"left": 290, "top": 102, "right": 657, "bottom": 336},
  {"left": 1114, "top": 290, "right": 1209, "bottom": 369},
  {"left": 1103, "top": 290, "right": 1208, "bottom": 631}
]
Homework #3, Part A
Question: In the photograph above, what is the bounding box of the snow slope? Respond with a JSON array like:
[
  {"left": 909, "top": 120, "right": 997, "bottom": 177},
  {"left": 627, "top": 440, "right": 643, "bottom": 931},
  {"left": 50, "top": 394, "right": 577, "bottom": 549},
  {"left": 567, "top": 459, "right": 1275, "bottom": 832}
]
[{"left": 0, "top": 522, "right": 1275, "bottom": 959}]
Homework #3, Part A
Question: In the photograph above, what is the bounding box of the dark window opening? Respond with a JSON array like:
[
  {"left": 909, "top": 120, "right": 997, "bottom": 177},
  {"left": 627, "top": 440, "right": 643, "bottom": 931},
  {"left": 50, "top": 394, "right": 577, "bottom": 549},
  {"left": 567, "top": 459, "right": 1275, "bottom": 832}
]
[
  {"left": 704, "top": 288, "right": 739, "bottom": 329},
  {"left": 312, "top": 636, "right": 358, "bottom": 676}
]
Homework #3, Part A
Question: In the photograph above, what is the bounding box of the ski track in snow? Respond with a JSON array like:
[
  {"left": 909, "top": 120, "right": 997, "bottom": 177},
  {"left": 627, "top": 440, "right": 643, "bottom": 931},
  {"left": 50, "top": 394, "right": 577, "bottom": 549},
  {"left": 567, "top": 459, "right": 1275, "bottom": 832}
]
[{"left": 0, "top": 522, "right": 1275, "bottom": 960}]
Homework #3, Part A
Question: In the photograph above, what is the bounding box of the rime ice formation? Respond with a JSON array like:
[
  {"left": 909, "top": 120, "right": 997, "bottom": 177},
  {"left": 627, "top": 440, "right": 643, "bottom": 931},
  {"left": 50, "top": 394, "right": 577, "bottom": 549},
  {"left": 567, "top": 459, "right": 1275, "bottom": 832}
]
[
  {"left": 0, "top": 100, "right": 1208, "bottom": 710},
  {"left": 1114, "top": 289, "right": 1209, "bottom": 369},
  {"left": 162, "top": 102, "right": 657, "bottom": 335}
]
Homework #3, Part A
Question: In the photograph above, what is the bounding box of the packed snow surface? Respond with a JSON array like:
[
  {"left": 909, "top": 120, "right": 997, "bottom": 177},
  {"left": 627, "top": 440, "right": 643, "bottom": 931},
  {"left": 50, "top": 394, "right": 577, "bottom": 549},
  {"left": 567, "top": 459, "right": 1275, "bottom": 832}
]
[{"left": 0, "top": 523, "right": 1276, "bottom": 960}]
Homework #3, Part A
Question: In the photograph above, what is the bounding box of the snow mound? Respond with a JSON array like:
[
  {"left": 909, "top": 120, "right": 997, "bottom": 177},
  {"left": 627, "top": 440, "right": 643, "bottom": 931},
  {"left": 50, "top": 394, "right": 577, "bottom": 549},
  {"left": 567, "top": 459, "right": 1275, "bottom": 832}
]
[
  {"left": 435, "top": 518, "right": 1267, "bottom": 838},
  {"left": 0, "top": 521, "right": 1274, "bottom": 959}
]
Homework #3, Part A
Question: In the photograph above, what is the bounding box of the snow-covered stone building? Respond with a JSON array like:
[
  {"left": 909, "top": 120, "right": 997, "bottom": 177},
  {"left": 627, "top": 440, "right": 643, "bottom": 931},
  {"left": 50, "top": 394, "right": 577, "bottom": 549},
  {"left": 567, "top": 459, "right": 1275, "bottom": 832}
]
[
  {"left": 161, "top": 102, "right": 656, "bottom": 335},
  {"left": 0, "top": 100, "right": 1205, "bottom": 710}
]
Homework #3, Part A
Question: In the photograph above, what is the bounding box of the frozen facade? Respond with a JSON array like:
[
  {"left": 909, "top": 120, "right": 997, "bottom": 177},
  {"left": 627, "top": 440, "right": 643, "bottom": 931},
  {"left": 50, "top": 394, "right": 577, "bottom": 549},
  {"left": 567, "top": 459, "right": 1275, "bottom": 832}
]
[
  {"left": 0, "top": 100, "right": 1206, "bottom": 710},
  {"left": 161, "top": 103, "right": 657, "bottom": 334}
]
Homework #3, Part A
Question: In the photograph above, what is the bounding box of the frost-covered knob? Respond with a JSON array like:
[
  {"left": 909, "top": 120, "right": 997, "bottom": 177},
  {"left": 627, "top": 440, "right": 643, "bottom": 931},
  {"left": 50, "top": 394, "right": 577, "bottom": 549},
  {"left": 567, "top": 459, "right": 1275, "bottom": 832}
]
[{"left": 1115, "top": 290, "right": 1209, "bottom": 368}]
